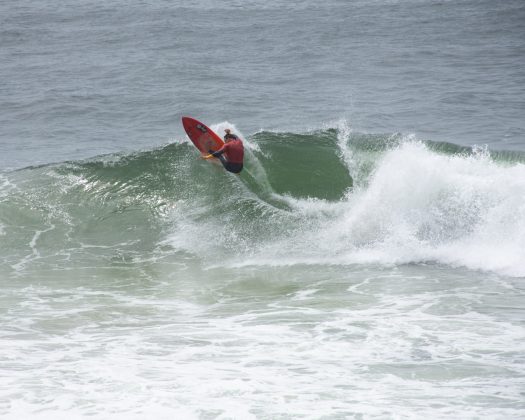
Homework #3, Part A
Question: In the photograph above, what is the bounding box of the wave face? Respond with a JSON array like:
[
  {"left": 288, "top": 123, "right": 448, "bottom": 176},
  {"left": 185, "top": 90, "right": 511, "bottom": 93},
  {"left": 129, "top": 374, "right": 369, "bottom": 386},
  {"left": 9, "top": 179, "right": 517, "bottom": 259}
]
[{"left": 1, "top": 124, "right": 525, "bottom": 278}]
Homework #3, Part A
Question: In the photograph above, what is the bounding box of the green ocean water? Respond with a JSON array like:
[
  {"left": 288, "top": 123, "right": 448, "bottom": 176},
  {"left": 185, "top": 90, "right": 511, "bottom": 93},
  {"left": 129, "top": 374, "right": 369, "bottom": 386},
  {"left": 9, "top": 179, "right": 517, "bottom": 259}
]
[{"left": 3, "top": 126, "right": 525, "bottom": 276}]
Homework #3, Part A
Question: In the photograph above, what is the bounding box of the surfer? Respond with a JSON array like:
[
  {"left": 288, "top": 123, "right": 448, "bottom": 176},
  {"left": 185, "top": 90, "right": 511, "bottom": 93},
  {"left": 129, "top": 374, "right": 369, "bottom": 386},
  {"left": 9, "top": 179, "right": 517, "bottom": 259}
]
[{"left": 203, "top": 128, "right": 244, "bottom": 173}]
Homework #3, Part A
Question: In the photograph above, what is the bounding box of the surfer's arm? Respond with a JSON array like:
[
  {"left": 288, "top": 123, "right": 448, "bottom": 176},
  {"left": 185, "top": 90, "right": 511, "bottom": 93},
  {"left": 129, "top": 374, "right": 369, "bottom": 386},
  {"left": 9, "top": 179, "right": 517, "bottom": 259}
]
[
  {"left": 210, "top": 144, "right": 227, "bottom": 157},
  {"left": 202, "top": 144, "right": 226, "bottom": 159}
]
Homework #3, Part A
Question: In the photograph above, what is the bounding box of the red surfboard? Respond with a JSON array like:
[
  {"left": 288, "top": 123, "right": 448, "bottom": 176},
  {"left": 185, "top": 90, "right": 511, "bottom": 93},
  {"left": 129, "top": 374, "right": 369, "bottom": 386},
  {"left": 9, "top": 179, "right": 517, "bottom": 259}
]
[{"left": 182, "top": 116, "right": 224, "bottom": 156}]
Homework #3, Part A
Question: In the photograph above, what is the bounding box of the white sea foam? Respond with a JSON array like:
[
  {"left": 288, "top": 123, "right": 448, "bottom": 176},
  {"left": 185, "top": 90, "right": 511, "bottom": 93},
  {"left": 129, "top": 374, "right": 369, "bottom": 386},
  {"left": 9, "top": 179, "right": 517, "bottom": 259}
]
[
  {"left": 214, "top": 140, "right": 525, "bottom": 277},
  {"left": 1, "top": 276, "right": 523, "bottom": 419},
  {"left": 331, "top": 141, "right": 525, "bottom": 277}
]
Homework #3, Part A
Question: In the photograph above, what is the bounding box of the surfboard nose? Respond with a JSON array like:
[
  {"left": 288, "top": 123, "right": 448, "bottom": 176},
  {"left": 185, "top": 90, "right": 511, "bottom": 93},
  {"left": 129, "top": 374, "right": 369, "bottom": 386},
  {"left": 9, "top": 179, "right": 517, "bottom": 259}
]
[{"left": 182, "top": 116, "right": 194, "bottom": 130}]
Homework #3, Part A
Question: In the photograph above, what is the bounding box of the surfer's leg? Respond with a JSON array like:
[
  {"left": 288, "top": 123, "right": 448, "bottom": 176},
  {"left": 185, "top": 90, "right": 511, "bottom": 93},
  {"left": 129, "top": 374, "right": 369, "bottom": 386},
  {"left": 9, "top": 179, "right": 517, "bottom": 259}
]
[
  {"left": 217, "top": 158, "right": 243, "bottom": 173},
  {"left": 224, "top": 162, "right": 243, "bottom": 174},
  {"left": 216, "top": 155, "right": 228, "bottom": 167},
  {"left": 217, "top": 155, "right": 238, "bottom": 172},
  {"left": 207, "top": 149, "right": 228, "bottom": 168}
]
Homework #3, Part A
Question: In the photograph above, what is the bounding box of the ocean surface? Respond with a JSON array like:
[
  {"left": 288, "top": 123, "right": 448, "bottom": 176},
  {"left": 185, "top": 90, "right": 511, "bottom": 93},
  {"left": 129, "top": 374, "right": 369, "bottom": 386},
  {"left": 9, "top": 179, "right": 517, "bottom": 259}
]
[{"left": 1, "top": 0, "right": 524, "bottom": 418}]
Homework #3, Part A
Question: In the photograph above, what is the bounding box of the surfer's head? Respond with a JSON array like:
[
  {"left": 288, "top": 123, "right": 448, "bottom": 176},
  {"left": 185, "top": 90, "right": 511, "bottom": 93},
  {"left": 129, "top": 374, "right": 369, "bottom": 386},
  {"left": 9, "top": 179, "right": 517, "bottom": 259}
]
[{"left": 224, "top": 128, "right": 235, "bottom": 142}]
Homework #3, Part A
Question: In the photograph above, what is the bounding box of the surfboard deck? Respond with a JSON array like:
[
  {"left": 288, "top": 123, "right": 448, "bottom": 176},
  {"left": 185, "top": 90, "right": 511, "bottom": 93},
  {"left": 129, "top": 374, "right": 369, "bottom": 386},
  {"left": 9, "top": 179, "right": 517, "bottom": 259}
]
[{"left": 182, "top": 116, "right": 224, "bottom": 156}]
